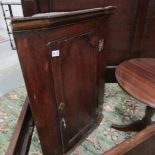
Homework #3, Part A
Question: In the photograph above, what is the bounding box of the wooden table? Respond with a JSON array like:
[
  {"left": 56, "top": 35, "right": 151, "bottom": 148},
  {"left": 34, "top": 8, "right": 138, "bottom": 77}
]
[{"left": 112, "top": 58, "right": 155, "bottom": 131}]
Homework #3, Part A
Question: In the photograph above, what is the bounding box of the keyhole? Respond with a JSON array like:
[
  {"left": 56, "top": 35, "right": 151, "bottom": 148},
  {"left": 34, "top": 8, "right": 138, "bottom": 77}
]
[{"left": 61, "top": 118, "right": 67, "bottom": 128}]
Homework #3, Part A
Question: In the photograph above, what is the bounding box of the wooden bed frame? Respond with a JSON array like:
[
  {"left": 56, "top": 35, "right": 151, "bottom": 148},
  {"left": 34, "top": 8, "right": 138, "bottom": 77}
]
[
  {"left": 6, "top": 0, "right": 155, "bottom": 154},
  {"left": 6, "top": 102, "right": 155, "bottom": 155},
  {"left": 104, "top": 124, "right": 155, "bottom": 155},
  {"left": 5, "top": 99, "right": 34, "bottom": 155}
]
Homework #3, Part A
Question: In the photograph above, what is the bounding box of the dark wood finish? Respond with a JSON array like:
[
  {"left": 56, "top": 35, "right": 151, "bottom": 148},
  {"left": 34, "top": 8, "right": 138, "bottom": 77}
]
[
  {"left": 104, "top": 123, "right": 155, "bottom": 155},
  {"left": 5, "top": 98, "right": 34, "bottom": 155},
  {"left": 21, "top": 0, "right": 143, "bottom": 66},
  {"left": 105, "top": 66, "right": 116, "bottom": 83},
  {"left": 50, "top": 0, "right": 155, "bottom": 66},
  {"left": 111, "top": 58, "right": 155, "bottom": 131},
  {"left": 50, "top": 0, "right": 139, "bottom": 67},
  {"left": 12, "top": 7, "right": 114, "bottom": 31},
  {"left": 21, "top": 0, "right": 155, "bottom": 82},
  {"left": 21, "top": 0, "right": 52, "bottom": 16},
  {"left": 124, "top": 135, "right": 155, "bottom": 155},
  {"left": 116, "top": 58, "right": 155, "bottom": 107},
  {"left": 21, "top": 0, "right": 39, "bottom": 17},
  {"left": 12, "top": 7, "right": 114, "bottom": 155},
  {"left": 130, "top": 0, "right": 150, "bottom": 57},
  {"left": 132, "top": 0, "right": 155, "bottom": 58}
]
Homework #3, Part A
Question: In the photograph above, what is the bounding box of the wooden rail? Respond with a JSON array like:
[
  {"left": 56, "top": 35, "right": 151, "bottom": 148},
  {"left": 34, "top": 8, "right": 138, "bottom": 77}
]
[
  {"left": 5, "top": 97, "right": 34, "bottom": 155},
  {"left": 104, "top": 123, "right": 155, "bottom": 155}
]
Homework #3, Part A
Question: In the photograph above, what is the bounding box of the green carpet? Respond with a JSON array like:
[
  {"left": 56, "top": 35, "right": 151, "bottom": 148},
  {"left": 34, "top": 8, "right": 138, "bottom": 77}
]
[{"left": 0, "top": 83, "right": 147, "bottom": 155}]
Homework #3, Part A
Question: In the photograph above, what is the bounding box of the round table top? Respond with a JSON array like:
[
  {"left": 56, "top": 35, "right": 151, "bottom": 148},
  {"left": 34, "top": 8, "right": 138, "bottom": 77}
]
[{"left": 116, "top": 58, "right": 155, "bottom": 108}]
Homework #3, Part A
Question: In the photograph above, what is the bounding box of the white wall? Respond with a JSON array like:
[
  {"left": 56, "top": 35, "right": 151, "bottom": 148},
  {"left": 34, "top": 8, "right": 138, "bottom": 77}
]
[
  {"left": 1, "top": 0, "right": 21, "bottom": 2},
  {"left": 1, "top": 0, "right": 23, "bottom": 17},
  {"left": 0, "top": 0, "right": 23, "bottom": 30}
]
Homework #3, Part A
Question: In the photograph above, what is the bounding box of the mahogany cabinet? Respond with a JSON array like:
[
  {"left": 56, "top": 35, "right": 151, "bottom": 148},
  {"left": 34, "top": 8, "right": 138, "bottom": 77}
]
[{"left": 12, "top": 7, "right": 115, "bottom": 154}]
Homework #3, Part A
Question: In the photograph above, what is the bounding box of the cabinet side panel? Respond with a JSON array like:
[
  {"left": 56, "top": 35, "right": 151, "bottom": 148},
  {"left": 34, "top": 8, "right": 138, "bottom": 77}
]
[{"left": 15, "top": 31, "right": 63, "bottom": 155}]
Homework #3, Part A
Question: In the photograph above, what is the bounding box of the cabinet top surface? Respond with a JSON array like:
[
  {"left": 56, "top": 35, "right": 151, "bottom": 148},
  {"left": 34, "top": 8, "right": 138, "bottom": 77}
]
[{"left": 11, "top": 6, "right": 115, "bottom": 31}]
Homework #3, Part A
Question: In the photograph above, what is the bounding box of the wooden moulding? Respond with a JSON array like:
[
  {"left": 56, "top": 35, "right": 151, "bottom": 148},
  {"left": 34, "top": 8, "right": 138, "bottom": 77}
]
[
  {"left": 11, "top": 6, "right": 115, "bottom": 31},
  {"left": 104, "top": 123, "right": 155, "bottom": 155},
  {"left": 5, "top": 98, "right": 34, "bottom": 155}
]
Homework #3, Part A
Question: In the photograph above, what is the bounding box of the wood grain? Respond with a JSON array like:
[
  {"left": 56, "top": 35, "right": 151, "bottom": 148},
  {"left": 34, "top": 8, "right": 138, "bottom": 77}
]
[
  {"left": 12, "top": 7, "right": 115, "bottom": 31},
  {"left": 104, "top": 123, "right": 155, "bottom": 155},
  {"left": 116, "top": 58, "right": 155, "bottom": 108},
  {"left": 5, "top": 98, "right": 34, "bottom": 155}
]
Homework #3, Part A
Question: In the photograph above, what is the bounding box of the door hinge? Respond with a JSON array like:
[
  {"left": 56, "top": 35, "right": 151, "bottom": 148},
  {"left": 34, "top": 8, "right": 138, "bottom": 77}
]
[{"left": 98, "top": 39, "right": 104, "bottom": 52}]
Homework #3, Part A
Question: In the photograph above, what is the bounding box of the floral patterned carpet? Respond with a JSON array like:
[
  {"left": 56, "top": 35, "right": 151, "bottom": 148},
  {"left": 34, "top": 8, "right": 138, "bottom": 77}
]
[{"left": 0, "top": 83, "right": 147, "bottom": 155}]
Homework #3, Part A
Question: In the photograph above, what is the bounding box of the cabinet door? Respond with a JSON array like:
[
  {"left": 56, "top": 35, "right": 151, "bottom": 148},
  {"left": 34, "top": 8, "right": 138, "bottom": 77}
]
[{"left": 49, "top": 32, "right": 101, "bottom": 151}]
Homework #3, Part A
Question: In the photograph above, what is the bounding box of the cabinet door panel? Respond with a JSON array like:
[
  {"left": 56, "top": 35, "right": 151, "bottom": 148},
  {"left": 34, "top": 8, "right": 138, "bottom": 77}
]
[{"left": 50, "top": 33, "right": 99, "bottom": 150}]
